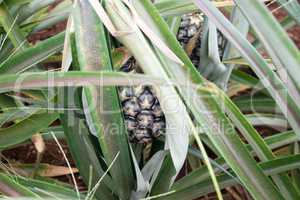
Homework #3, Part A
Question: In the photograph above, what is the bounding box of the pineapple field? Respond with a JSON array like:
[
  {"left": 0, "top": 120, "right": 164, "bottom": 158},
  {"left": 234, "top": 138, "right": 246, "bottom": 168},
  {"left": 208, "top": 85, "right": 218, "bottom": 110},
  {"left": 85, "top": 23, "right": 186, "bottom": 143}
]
[{"left": 0, "top": 0, "right": 300, "bottom": 199}]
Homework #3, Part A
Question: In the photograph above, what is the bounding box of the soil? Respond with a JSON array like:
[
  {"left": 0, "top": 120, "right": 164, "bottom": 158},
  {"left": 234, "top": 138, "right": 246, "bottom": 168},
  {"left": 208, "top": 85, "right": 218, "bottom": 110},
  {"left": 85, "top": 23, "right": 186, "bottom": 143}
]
[
  {"left": 1, "top": 140, "right": 86, "bottom": 190},
  {"left": 270, "top": 2, "right": 300, "bottom": 48},
  {"left": 27, "top": 21, "right": 67, "bottom": 44}
]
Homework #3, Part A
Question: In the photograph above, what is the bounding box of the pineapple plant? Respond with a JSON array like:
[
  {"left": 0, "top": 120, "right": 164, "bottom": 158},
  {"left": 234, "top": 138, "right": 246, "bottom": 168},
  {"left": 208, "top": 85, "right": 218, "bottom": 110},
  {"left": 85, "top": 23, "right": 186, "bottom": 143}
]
[
  {"left": 118, "top": 12, "right": 228, "bottom": 143},
  {"left": 0, "top": 0, "right": 300, "bottom": 200}
]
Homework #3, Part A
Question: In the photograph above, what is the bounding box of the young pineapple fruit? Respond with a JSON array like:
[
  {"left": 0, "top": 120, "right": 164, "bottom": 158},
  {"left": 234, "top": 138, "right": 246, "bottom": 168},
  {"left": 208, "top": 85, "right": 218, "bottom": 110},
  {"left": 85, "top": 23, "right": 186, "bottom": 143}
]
[
  {"left": 177, "top": 13, "right": 204, "bottom": 66},
  {"left": 177, "top": 13, "right": 226, "bottom": 66},
  {"left": 118, "top": 59, "right": 165, "bottom": 144}
]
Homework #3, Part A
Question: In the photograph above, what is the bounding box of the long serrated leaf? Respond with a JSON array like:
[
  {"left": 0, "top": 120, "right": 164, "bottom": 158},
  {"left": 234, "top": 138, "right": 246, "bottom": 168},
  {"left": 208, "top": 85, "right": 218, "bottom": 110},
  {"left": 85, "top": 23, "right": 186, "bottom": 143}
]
[
  {"left": 130, "top": 146, "right": 150, "bottom": 200},
  {"left": 16, "top": 0, "right": 57, "bottom": 24},
  {"left": 0, "top": 3, "right": 28, "bottom": 49},
  {"left": 233, "top": 95, "right": 280, "bottom": 114},
  {"left": 0, "top": 71, "right": 167, "bottom": 93},
  {"left": 130, "top": 150, "right": 167, "bottom": 199},
  {"left": 0, "top": 173, "right": 40, "bottom": 197},
  {"left": 234, "top": 0, "right": 300, "bottom": 102},
  {"left": 198, "top": 18, "right": 226, "bottom": 88},
  {"left": 73, "top": 1, "right": 134, "bottom": 198},
  {"left": 60, "top": 87, "right": 116, "bottom": 200},
  {"left": 246, "top": 113, "right": 288, "bottom": 130},
  {"left": 176, "top": 130, "right": 298, "bottom": 191},
  {"left": 0, "top": 32, "right": 64, "bottom": 74},
  {"left": 141, "top": 151, "right": 166, "bottom": 186},
  {"left": 162, "top": 154, "right": 300, "bottom": 200},
  {"left": 61, "top": 15, "right": 73, "bottom": 72},
  {"left": 221, "top": 89, "right": 300, "bottom": 198},
  {"left": 276, "top": 0, "right": 300, "bottom": 25},
  {"left": 0, "top": 107, "right": 40, "bottom": 126},
  {"left": 219, "top": 7, "right": 250, "bottom": 88},
  {"left": 0, "top": 113, "right": 58, "bottom": 149},
  {"left": 14, "top": 175, "right": 83, "bottom": 199},
  {"left": 154, "top": 0, "right": 240, "bottom": 17},
  {"left": 193, "top": 0, "right": 300, "bottom": 142}
]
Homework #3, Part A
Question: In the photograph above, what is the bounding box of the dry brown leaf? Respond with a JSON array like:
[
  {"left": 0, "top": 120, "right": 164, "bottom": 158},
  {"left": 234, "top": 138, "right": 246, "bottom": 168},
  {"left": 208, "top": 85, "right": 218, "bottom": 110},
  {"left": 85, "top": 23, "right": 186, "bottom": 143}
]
[
  {"left": 11, "top": 163, "right": 79, "bottom": 177},
  {"left": 227, "top": 82, "right": 251, "bottom": 97}
]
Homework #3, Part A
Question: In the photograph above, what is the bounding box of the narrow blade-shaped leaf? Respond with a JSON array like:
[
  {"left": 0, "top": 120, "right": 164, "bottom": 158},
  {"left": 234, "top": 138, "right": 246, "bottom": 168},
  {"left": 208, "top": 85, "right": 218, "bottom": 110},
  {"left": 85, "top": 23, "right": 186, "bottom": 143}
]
[{"left": 73, "top": 1, "right": 133, "bottom": 198}]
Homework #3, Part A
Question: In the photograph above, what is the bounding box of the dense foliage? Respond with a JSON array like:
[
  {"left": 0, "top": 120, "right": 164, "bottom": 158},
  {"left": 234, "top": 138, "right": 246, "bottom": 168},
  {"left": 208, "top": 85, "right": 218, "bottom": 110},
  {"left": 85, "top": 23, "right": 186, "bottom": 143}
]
[{"left": 0, "top": 0, "right": 300, "bottom": 199}]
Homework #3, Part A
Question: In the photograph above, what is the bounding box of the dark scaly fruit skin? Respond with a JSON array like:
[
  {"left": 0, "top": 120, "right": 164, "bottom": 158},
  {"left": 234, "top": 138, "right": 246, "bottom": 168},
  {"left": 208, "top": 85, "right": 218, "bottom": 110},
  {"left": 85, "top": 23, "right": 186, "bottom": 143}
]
[
  {"left": 216, "top": 29, "right": 227, "bottom": 59},
  {"left": 177, "top": 13, "right": 204, "bottom": 67},
  {"left": 177, "top": 13, "right": 226, "bottom": 66},
  {"left": 118, "top": 59, "right": 165, "bottom": 144}
]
